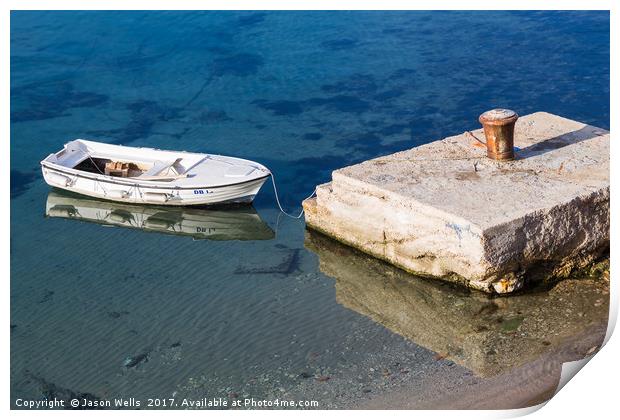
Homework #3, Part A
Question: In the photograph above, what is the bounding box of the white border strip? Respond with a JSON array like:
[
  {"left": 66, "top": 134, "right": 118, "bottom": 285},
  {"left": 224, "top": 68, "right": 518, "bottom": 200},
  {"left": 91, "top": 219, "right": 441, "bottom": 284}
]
[{"left": 3, "top": 2, "right": 616, "bottom": 419}]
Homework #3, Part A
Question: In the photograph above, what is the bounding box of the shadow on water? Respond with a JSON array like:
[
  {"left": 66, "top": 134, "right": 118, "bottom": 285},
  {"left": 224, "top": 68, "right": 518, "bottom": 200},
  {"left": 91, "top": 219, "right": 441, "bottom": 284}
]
[{"left": 304, "top": 230, "right": 609, "bottom": 382}]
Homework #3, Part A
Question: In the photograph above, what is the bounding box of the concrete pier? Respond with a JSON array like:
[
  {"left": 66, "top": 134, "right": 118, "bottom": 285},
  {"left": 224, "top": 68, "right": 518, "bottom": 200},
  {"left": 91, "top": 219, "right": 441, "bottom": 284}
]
[{"left": 303, "top": 112, "right": 609, "bottom": 293}]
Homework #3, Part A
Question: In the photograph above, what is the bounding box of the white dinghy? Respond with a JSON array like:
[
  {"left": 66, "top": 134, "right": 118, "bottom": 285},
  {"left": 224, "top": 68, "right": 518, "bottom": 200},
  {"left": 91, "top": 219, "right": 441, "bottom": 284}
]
[{"left": 41, "top": 139, "right": 271, "bottom": 206}]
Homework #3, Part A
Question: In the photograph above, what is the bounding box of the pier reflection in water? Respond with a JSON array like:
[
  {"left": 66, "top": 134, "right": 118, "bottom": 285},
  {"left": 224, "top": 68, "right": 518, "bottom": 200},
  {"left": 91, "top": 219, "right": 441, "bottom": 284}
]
[
  {"left": 45, "top": 190, "right": 274, "bottom": 241},
  {"left": 305, "top": 230, "right": 609, "bottom": 381}
]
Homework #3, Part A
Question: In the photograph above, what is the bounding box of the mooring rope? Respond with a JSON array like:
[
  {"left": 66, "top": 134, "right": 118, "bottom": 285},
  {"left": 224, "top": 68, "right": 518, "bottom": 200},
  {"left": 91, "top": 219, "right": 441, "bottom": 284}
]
[
  {"left": 86, "top": 153, "right": 106, "bottom": 175},
  {"left": 269, "top": 173, "right": 316, "bottom": 219}
]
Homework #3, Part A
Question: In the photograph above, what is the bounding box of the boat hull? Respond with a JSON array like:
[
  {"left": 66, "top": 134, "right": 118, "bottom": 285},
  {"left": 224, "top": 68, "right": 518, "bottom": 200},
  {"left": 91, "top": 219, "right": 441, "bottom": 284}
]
[{"left": 41, "top": 164, "right": 270, "bottom": 206}]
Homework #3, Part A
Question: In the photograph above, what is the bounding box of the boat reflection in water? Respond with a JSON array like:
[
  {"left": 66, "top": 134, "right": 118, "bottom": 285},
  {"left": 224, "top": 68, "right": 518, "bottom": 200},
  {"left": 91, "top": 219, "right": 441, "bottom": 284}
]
[
  {"left": 45, "top": 190, "right": 275, "bottom": 241},
  {"left": 305, "top": 230, "right": 608, "bottom": 383}
]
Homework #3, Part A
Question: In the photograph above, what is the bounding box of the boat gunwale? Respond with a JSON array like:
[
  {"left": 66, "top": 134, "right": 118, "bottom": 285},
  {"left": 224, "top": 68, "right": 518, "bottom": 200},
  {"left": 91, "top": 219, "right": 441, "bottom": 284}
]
[
  {"left": 40, "top": 160, "right": 271, "bottom": 190},
  {"left": 66, "top": 140, "right": 268, "bottom": 170}
]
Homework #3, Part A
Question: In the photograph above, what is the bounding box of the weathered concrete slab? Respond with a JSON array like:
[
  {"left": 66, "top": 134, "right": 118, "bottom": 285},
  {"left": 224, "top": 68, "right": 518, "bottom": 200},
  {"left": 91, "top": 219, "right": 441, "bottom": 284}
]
[{"left": 303, "top": 112, "right": 609, "bottom": 293}]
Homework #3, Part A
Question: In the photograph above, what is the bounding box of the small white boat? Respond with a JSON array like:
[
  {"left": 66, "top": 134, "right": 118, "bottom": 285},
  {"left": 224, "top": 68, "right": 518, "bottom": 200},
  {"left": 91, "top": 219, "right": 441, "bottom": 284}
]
[{"left": 41, "top": 139, "right": 271, "bottom": 206}]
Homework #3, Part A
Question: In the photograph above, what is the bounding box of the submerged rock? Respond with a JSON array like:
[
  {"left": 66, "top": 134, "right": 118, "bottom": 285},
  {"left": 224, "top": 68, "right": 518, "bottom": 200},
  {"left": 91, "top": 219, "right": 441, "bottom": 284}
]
[
  {"left": 107, "top": 311, "right": 129, "bottom": 319},
  {"left": 38, "top": 290, "right": 54, "bottom": 304},
  {"left": 123, "top": 352, "right": 149, "bottom": 368},
  {"left": 27, "top": 373, "right": 104, "bottom": 410}
]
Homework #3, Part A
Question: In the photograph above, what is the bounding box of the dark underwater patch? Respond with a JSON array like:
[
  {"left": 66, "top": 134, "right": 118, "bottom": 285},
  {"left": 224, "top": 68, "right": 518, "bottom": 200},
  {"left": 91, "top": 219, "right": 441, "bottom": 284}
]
[
  {"left": 403, "top": 114, "right": 444, "bottom": 140},
  {"left": 257, "top": 154, "right": 356, "bottom": 209},
  {"left": 38, "top": 290, "right": 54, "bottom": 304},
  {"left": 306, "top": 95, "right": 371, "bottom": 114},
  {"left": 10, "top": 169, "right": 37, "bottom": 199},
  {"left": 291, "top": 154, "right": 363, "bottom": 200},
  {"left": 337, "top": 132, "right": 383, "bottom": 154},
  {"left": 210, "top": 31, "right": 235, "bottom": 45},
  {"left": 412, "top": 104, "right": 441, "bottom": 115},
  {"left": 252, "top": 99, "right": 304, "bottom": 116},
  {"left": 253, "top": 93, "right": 371, "bottom": 116},
  {"left": 11, "top": 80, "right": 108, "bottom": 123},
  {"left": 212, "top": 53, "right": 264, "bottom": 77},
  {"left": 254, "top": 72, "right": 385, "bottom": 117},
  {"left": 364, "top": 120, "right": 383, "bottom": 128},
  {"left": 382, "top": 28, "right": 406, "bottom": 34},
  {"left": 123, "top": 100, "right": 180, "bottom": 142},
  {"left": 290, "top": 154, "right": 353, "bottom": 169},
  {"left": 382, "top": 137, "right": 417, "bottom": 154},
  {"left": 89, "top": 100, "right": 182, "bottom": 144},
  {"left": 377, "top": 123, "right": 409, "bottom": 136},
  {"left": 199, "top": 110, "right": 232, "bottom": 124},
  {"left": 374, "top": 89, "right": 405, "bottom": 101},
  {"left": 321, "top": 74, "right": 378, "bottom": 94},
  {"left": 302, "top": 132, "right": 323, "bottom": 141},
  {"left": 185, "top": 50, "right": 264, "bottom": 107},
  {"left": 320, "top": 38, "right": 358, "bottom": 50},
  {"left": 237, "top": 12, "right": 267, "bottom": 27},
  {"left": 115, "top": 49, "right": 172, "bottom": 70},
  {"left": 389, "top": 68, "right": 417, "bottom": 80},
  {"left": 10, "top": 109, "right": 66, "bottom": 122}
]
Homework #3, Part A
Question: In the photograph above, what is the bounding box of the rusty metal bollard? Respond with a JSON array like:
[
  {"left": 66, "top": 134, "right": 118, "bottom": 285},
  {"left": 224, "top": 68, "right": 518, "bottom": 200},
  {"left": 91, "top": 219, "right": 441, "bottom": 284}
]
[{"left": 479, "top": 109, "right": 519, "bottom": 161}]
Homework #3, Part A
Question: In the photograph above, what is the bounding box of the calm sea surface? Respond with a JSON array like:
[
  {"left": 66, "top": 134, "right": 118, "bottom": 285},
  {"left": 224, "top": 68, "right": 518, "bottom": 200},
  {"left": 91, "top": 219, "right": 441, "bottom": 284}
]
[{"left": 11, "top": 11, "right": 610, "bottom": 409}]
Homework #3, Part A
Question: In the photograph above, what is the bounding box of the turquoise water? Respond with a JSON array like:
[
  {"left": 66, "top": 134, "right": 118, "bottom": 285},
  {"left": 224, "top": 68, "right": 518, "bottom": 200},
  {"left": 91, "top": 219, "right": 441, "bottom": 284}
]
[{"left": 11, "top": 11, "right": 609, "bottom": 409}]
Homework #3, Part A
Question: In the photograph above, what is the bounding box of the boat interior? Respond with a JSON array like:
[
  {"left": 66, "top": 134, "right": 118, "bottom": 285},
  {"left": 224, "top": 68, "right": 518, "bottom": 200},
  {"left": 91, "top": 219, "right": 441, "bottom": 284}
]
[
  {"left": 73, "top": 157, "right": 186, "bottom": 180},
  {"left": 50, "top": 140, "right": 204, "bottom": 181}
]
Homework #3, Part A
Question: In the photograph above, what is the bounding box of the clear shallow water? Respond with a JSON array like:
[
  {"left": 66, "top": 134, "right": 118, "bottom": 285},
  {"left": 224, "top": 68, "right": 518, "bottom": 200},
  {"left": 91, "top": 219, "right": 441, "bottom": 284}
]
[{"left": 11, "top": 11, "right": 609, "bottom": 409}]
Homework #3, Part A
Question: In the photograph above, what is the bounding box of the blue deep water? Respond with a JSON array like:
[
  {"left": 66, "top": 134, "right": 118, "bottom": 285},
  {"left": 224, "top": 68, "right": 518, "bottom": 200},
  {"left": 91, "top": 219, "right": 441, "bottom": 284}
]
[{"left": 10, "top": 11, "right": 609, "bottom": 409}]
